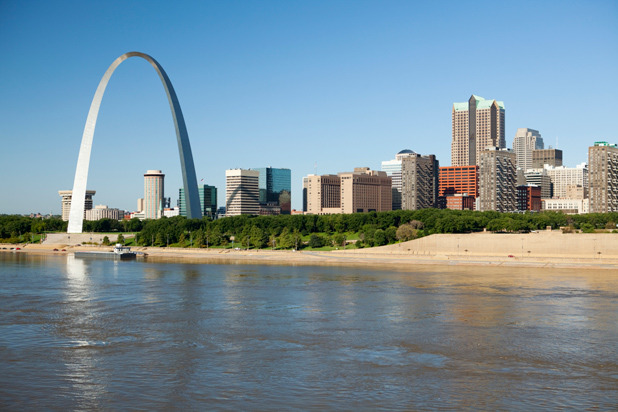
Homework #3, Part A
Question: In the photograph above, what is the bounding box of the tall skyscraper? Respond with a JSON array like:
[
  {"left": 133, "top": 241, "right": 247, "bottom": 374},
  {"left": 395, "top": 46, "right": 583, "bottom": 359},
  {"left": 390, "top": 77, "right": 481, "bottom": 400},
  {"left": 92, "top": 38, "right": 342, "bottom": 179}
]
[
  {"left": 401, "top": 153, "right": 439, "bottom": 210},
  {"left": 225, "top": 169, "right": 260, "bottom": 216},
  {"left": 452, "top": 95, "right": 505, "bottom": 166},
  {"left": 255, "top": 167, "right": 292, "bottom": 214},
  {"left": 58, "top": 190, "right": 96, "bottom": 221},
  {"left": 381, "top": 149, "right": 416, "bottom": 210},
  {"left": 179, "top": 184, "right": 217, "bottom": 218},
  {"left": 532, "top": 148, "right": 563, "bottom": 168},
  {"left": 478, "top": 148, "right": 516, "bottom": 212},
  {"left": 588, "top": 142, "right": 618, "bottom": 213},
  {"left": 143, "top": 170, "right": 165, "bottom": 219},
  {"left": 513, "top": 128, "right": 544, "bottom": 170}
]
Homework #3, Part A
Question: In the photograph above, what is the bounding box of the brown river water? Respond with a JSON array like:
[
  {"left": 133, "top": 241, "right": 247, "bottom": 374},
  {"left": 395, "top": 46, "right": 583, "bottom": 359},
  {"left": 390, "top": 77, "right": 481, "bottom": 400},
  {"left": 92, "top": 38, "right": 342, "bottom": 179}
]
[{"left": 1, "top": 253, "right": 616, "bottom": 410}]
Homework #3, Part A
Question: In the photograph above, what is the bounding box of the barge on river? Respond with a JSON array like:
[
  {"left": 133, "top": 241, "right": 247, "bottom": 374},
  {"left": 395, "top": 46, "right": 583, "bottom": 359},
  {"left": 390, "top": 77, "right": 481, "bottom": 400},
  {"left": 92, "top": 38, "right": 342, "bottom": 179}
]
[{"left": 74, "top": 244, "right": 138, "bottom": 260}]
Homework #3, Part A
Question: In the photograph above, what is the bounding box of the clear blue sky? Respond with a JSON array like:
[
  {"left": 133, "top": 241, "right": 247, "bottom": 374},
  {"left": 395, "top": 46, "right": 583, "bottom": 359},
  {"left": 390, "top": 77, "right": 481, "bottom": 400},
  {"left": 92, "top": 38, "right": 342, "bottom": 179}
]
[{"left": 1, "top": 0, "right": 616, "bottom": 215}]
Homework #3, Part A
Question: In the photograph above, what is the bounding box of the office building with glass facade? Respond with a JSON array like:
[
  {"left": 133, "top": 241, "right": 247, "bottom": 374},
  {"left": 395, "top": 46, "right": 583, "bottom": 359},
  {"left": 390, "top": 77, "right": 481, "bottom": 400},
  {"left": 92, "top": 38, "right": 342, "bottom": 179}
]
[
  {"left": 255, "top": 167, "right": 292, "bottom": 214},
  {"left": 179, "top": 184, "right": 217, "bottom": 218}
]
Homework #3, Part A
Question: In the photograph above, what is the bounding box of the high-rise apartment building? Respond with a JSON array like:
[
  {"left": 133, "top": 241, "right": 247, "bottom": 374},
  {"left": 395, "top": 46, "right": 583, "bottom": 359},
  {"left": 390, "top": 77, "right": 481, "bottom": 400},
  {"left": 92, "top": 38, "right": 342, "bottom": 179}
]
[
  {"left": 143, "top": 170, "right": 165, "bottom": 219},
  {"left": 401, "top": 154, "right": 439, "bottom": 210},
  {"left": 513, "top": 128, "right": 543, "bottom": 170},
  {"left": 532, "top": 148, "right": 563, "bottom": 168},
  {"left": 544, "top": 163, "right": 588, "bottom": 199},
  {"left": 255, "top": 167, "right": 291, "bottom": 214},
  {"left": 225, "top": 169, "right": 260, "bottom": 216},
  {"left": 381, "top": 149, "right": 417, "bottom": 210},
  {"left": 452, "top": 95, "right": 505, "bottom": 166},
  {"left": 478, "top": 148, "right": 516, "bottom": 212},
  {"left": 305, "top": 168, "right": 391, "bottom": 214},
  {"left": 179, "top": 184, "right": 217, "bottom": 218},
  {"left": 58, "top": 190, "right": 96, "bottom": 221},
  {"left": 588, "top": 142, "right": 618, "bottom": 213}
]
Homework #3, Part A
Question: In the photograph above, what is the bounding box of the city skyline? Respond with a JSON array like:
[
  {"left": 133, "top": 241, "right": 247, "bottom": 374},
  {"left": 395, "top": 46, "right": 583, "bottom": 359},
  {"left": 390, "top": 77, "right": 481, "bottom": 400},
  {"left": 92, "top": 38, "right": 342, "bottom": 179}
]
[{"left": 1, "top": 1, "right": 617, "bottom": 214}]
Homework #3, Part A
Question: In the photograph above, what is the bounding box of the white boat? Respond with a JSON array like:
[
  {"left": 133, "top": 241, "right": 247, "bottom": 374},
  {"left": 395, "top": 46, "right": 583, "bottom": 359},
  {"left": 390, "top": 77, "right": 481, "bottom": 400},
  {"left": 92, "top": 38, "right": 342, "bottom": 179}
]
[{"left": 113, "top": 244, "right": 136, "bottom": 259}]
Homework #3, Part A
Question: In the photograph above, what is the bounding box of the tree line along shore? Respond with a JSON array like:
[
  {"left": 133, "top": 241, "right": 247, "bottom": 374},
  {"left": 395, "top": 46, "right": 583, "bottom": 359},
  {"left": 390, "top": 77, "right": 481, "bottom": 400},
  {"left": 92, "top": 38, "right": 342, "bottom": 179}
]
[{"left": 3, "top": 209, "right": 618, "bottom": 250}]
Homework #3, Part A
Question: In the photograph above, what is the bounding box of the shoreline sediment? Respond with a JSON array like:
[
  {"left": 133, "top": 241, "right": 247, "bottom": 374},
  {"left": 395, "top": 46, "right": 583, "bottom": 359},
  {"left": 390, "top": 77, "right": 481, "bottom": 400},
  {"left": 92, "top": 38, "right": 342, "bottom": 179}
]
[{"left": 4, "top": 231, "right": 618, "bottom": 271}]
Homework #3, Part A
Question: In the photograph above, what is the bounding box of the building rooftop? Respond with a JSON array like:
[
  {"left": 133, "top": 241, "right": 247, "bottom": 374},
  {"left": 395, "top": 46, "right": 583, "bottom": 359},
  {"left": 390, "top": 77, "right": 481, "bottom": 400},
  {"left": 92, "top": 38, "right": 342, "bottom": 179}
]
[{"left": 453, "top": 95, "right": 505, "bottom": 111}]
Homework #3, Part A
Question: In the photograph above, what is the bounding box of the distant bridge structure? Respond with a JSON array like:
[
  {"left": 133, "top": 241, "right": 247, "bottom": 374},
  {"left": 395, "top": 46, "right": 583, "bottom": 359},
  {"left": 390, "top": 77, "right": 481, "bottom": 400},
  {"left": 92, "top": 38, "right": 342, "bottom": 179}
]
[{"left": 67, "top": 51, "right": 202, "bottom": 233}]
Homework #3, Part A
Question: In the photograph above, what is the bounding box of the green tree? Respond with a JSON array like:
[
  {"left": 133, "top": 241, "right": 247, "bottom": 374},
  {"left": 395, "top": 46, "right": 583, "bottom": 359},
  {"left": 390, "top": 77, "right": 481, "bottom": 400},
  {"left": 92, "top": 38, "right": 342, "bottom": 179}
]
[
  {"left": 116, "top": 233, "right": 125, "bottom": 245},
  {"left": 308, "top": 233, "right": 325, "bottom": 248},
  {"left": 250, "top": 226, "right": 266, "bottom": 249},
  {"left": 385, "top": 226, "right": 397, "bottom": 244},
  {"left": 580, "top": 223, "right": 595, "bottom": 233},
  {"left": 292, "top": 229, "right": 302, "bottom": 250},
  {"left": 154, "top": 232, "right": 164, "bottom": 247},
  {"left": 361, "top": 224, "right": 377, "bottom": 246},
  {"left": 269, "top": 233, "right": 277, "bottom": 249},
  {"left": 209, "top": 226, "right": 223, "bottom": 246},
  {"left": 332, "top": 233, "right": 345, "bottom": 248},
  {"left": 373, "top": 229, "right": 386, "bottom": 246},
  {"left": 278, "top": 227, "right": 292, "bottom": 249},
  {"left": 102, "top": 235, "right": 111, "bottom": 246},
  {"left": 396, "top": 224, "right": 418, "bottom": 242},
  {"left": 193, "top": 229, "right": 205, "bottom": 247}
]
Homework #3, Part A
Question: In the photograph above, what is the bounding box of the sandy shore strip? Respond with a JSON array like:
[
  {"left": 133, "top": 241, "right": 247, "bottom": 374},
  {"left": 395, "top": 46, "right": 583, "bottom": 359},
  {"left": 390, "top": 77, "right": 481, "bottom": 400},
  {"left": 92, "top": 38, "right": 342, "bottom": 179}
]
[{"left": 4, "top": 236, "right": 618, "bottom": 271}]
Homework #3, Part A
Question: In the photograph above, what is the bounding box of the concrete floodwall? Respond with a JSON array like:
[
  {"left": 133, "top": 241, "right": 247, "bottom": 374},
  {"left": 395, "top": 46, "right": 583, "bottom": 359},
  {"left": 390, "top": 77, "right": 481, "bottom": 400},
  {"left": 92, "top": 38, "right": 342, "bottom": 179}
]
[
  {"left": 347, "top": 231, "right": 618, "bottom": 260},
  {"left": 43, "top": 233, "right": 135, "bottom": 245}
]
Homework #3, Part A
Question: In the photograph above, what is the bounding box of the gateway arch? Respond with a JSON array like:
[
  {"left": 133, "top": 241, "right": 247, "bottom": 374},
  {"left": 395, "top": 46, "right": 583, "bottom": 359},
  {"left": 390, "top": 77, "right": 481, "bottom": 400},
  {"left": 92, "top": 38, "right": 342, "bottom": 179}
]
[{"left": 67, "top": 51, "right": 202, "bottom": 233}]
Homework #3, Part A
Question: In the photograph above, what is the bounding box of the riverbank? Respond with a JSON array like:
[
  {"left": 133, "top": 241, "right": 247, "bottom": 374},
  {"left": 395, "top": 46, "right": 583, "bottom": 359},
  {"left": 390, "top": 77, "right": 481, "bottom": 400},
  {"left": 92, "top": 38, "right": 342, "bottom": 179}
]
[{"left": 4, "top": 231, "right": 618, "bottom": 270}]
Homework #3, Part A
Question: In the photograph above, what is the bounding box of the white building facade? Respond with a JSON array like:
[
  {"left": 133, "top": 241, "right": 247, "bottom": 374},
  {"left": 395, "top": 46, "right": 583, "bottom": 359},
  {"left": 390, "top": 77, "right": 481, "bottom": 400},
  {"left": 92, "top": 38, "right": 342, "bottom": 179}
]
[
  {"left": 513, "top": 128, "right": 543, "bottom": 171},
  {"left": 225, "top": 169, "right": 260, "bottom": 216},
  {"left": 85, "top": 205, "right": 123, "bottom": 221},
  {"left": 544, "top": 163, "right": 588, "bottom": 199},
  {"left": 381, "top": 149, "right": 416, "bottom": 210},
  {"left": 143, "top": 170, "right": 165, "bottom": 219},
  {"left": 542, "top": 198, "right": 589, "bottom": 214}
]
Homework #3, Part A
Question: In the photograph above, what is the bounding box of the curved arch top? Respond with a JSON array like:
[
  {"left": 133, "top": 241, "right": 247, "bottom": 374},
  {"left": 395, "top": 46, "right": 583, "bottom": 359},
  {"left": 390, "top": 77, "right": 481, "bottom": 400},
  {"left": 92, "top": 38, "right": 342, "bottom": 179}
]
[{"left": 68, "top": 52, "right": 202, "bottom": 233}]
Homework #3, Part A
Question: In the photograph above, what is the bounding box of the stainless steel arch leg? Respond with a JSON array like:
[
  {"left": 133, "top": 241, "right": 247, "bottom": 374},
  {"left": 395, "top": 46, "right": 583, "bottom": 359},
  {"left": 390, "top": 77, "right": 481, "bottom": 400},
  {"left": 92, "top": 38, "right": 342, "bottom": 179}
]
[{"left": 68, "top": 52, "right": 202, "bottom": 233}]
